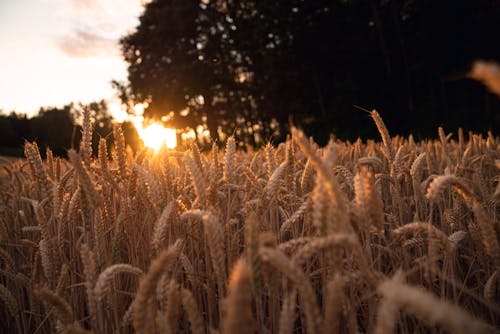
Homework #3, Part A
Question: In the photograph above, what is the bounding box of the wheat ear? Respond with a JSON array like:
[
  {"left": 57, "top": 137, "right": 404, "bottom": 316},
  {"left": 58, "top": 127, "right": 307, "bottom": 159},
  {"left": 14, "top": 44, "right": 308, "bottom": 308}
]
[
  {"left": 377, "top": 274, "right": 496, "bottom": 334},
  {"left": 259, "top": 246, "right": 320, "bottom": 334},
  {"left": 36, "top": 286, "right": 74, "bottom": 325},
  {"left": 203, "top": 213, "right": 226, "bottom": 298},
  {"left": 181, "top": 288, "right": 205, "bottom": 334},
  {"left": 151, "top": 201, "right": 175, "bottom": 252},
  {"left": 472, "top": 201, "right": 500, "bottom": 266},
  {"left": 94, "top": 264, "right": 143, "bottom": 303},
  {"left": 370, "top": 109, "right": 395, "bottom": 162},
  {"left": 81, "top": 106, "right": 93, "bottom": 168},
  {"left": 426, "top": 175, "right": 475, "bottom": 202},
  {"left": 113, "top": 124, "right": 127, "bottom": 179},
  {"left": 132, "top": 239, "right": 183, "bottom": 334},
  {"left": 469, "top": 60, "right": 500, "bottom": 97},
  {"left": 80, "top": 244, "right": 98, "bottom": 330},
  {"left": 322, "top": 275, "right": 346, "bottom": 334},
  {"left": 184, "top": 154, "right": 207, "bottom": 205},
  {"left": 98, "top": 137, "right": 108, "bottom": 174},
  {"left": 278, "top": 289, "right": 297, "bottom": 334},
  {"left": 68, "top": 149, "right": 101, "bottom": 208},
  {"left": 165, "top": 279, "right": 181, "bottom": 332},
  {"left": 222, "top": 258, "right": 254, "bottom": 334},
  {"left": 223, "top": 136, "right": 236, "bottom": 182}
]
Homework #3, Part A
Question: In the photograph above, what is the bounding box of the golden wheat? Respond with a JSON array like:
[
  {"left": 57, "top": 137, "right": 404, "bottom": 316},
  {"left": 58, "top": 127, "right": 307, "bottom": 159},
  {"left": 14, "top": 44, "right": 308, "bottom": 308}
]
[{"left": 0, "top": 111, "right": 499, "bottom": 333}]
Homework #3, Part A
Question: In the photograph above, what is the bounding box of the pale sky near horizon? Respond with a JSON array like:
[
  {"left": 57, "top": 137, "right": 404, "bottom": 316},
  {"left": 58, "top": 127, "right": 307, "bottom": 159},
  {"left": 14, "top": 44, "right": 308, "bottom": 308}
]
[{"left": 0, "top": 0, "right": 147, "bottom": 117}]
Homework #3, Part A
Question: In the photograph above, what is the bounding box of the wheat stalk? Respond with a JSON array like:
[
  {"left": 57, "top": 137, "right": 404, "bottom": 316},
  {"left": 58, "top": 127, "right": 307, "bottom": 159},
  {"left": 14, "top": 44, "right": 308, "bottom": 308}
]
[
  {"left": 181, "top": 288, "right": 205, "bottom": 334},
  {"left": 222, "top": 258, "right": 254, "bottom": 334},
  {"left": 132, "top": 239, "right": 183, "bottom": 334},
  {"left": 259, "top": 246, "right": 320, "bottom": 333}
]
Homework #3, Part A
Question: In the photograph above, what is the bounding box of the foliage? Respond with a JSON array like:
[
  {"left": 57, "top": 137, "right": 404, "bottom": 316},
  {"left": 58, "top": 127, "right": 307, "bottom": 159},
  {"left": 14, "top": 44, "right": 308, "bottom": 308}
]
[{"left": 120, "top": 0, "right": 500, "bottom": 144}]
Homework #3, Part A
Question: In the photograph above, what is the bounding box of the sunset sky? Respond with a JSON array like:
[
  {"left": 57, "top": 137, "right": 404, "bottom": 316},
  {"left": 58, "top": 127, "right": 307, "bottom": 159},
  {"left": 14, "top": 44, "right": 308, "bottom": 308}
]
[{"left": 0, "top": 0, "right": 147, "bottom": 117}]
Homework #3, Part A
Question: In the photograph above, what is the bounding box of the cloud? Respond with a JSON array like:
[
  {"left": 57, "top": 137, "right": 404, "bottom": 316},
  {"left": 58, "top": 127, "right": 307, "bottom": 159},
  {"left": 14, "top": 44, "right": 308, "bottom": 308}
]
[
  {"left": 55, "top": 0, "right": 147, "bottom": 58},
  {"left": 72, "top": 0, "right": 103, "bottom": 11},
  {"left": 57, "top": 29, "right": 118, "bottom": 58}
]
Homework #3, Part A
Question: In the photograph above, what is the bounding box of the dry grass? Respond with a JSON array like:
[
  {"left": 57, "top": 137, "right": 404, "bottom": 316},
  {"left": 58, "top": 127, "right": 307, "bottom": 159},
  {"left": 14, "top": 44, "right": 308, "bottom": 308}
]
[{"left": 0, "top": 111, "right": 499, "bottom": 333}]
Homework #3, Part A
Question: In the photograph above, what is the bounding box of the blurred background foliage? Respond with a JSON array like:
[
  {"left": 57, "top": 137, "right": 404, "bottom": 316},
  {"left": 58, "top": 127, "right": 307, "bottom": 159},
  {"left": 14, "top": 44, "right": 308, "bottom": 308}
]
[{"left": 119, "top": 0, "right": 500, "bottom": 144}]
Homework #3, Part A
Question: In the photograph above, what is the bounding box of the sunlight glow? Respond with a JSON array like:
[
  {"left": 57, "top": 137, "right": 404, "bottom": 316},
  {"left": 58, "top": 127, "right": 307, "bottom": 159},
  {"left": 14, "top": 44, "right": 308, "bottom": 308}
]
[
  {"left": 137, "top": 123, "right": 177, "bottom": 151},
  {"left": 119, "top": 102, "right": 177, "bottom": 151}
]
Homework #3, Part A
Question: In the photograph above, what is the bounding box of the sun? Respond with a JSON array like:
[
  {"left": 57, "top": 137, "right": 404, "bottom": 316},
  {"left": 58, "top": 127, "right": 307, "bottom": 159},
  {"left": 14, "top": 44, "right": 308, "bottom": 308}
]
[{"left": 137, "top": 123, "right": 177, "bottom": 151}]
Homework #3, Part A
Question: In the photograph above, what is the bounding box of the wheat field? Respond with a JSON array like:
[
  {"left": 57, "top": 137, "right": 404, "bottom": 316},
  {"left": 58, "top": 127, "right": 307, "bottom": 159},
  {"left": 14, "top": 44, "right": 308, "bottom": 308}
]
[{"left": 0, "top": 110, "right": 499, "bottom": 333}]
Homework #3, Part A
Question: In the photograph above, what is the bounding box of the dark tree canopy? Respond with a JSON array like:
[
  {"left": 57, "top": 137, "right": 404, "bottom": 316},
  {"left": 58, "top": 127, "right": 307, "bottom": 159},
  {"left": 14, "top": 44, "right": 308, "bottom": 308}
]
[{"left": 121, "top": 0, "right": 500, "bottom": 145}]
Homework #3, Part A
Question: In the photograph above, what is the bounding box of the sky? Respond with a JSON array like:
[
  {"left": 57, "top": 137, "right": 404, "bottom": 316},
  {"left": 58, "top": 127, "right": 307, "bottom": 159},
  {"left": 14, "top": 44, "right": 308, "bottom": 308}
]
[{"left": 0, "top": 0, "right": 147, "bottom": 117}]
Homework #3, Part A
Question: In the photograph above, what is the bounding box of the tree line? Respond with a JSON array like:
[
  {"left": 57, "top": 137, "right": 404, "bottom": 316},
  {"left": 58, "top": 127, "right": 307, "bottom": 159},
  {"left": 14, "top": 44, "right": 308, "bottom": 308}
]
[
  {"left": 119, "top": 0, "right": 500, "bottom": 145},
  {"left": 0, "top": 102, "right": 139, "bottom": 157}
]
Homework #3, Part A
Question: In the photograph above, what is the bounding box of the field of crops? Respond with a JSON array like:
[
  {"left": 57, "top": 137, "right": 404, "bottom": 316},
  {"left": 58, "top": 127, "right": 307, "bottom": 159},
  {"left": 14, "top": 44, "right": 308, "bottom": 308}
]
[{"left": 0, "top": 110, "right": 499, "bottom": 333}]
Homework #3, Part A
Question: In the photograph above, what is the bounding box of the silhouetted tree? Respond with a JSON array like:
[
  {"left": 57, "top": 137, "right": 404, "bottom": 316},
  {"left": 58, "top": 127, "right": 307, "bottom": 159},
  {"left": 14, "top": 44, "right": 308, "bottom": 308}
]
[
  {"left": 0, "top": 102, "right": 141, "bottom": 157},
  {"left": 30, "top": 105, "right": 79, "bottom": 156},
  {"left": 0, "top": 114, "right": 21, "bottom": 155},
  {"left": 120, "top": 0, "right": 499, "bottom": 143},
  {"left": 121, "top": 0, "right": 280, "bottom": 145}
]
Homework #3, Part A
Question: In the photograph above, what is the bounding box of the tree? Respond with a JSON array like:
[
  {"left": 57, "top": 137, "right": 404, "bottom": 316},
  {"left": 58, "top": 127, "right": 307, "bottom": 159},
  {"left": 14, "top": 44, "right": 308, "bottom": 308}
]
[
  {"left": 30, "top": 105, "right": 80, "bottom": 156},
  {"left": 121, "top": 0, "right": 500, "bottom": 144},
  {"left": 0, "top": 113, "right": 23, "bottom": 156},
  {"left": 121, "top": 0, "right": 283, "bottom": 145},
  {"left": 120, "top": 0, "right": 397, "bottom": 143}
]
